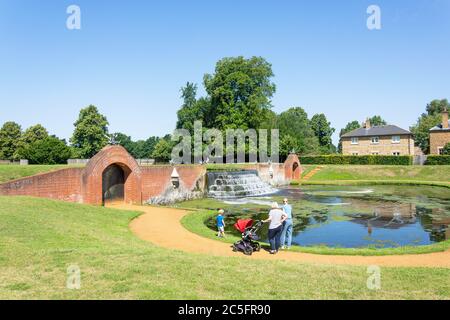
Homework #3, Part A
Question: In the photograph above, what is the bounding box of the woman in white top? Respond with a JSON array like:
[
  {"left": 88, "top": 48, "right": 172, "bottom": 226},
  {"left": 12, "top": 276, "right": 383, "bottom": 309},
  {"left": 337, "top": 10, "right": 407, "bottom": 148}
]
[{"left": 262, "top": 202, "right": 287, "bottom": 254}]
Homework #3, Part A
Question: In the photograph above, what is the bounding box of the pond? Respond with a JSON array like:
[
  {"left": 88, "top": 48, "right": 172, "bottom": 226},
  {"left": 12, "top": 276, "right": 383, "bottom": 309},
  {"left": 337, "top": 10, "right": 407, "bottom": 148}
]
[{"left": 196, "top": 185, "right": 450, "bottom": 248}]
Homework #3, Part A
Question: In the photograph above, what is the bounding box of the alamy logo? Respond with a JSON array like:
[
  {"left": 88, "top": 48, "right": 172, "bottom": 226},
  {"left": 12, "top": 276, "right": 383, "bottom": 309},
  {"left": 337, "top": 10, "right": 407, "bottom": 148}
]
[
  {"left": 66, "top": 5, "right": 81, "bottom": 30},
  {"left": 366, "top": 265, "right": 381, "bottom": 290},
  {"left": 367, "top": 5, "right": 381, "bottom": 30},
  {"left": 66, "top": 265, "right": 81, "bottom": 289},
  {"left": 171, "top": 121, "right": 280, "bottom": 164}
]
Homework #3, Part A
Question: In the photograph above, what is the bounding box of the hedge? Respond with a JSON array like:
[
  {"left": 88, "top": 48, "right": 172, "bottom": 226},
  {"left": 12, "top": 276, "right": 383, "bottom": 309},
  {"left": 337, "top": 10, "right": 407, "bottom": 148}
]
[
  {"left": 300, "top": 155, "right": 413, "bottom": 165},
  {"left": 425, "top": 155, "right": 450, "bottom": 165}
]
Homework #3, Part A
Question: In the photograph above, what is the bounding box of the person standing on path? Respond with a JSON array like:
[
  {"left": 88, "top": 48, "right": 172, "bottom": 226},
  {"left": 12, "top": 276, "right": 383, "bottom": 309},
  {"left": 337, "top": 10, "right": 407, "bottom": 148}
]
[
  {"left": 262, "top": 202, "right": 287, "bottom": 254},
  {"left": 280, "top": 198, "right": 293, "bottom": 249},
  {"left": 216, "top": 209, "right": 226, "bottom": 238}
]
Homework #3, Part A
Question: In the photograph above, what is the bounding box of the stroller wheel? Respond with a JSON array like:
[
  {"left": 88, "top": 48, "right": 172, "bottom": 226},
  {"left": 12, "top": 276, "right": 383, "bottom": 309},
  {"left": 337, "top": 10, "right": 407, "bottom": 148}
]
[
  {"left": 254, "top": 242, "right": 261, "bottom": 252},
  {"left": 243, "top": 246, "right": 253, "bottom": 256},
  {"left": 232, "top": 244, "right": 237, "bottom": 252}
]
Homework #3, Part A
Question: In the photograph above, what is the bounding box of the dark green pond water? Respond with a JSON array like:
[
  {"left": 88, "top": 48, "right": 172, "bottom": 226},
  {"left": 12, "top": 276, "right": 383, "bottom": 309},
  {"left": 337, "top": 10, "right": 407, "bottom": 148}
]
[{"left": 203, "top": 185, "right": 450, "bottom": 248}]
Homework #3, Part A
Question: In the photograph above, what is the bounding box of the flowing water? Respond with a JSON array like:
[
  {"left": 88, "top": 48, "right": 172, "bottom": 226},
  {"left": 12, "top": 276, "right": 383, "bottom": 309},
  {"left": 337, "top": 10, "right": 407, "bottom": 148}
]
[
  {"left": 207, "top": 170, "right": 277, "bottom": 198},
  {"left": 200, "top": 185, "right": 450, "bottom": 248}
]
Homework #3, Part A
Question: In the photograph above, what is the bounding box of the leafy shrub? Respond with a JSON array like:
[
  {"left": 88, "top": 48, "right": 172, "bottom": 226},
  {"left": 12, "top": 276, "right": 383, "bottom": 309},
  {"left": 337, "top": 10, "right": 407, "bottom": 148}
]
[
  {"left": 425, "top": 155, "right": 450, "bottom": 165},
  {"left": 20, "top": 136, "right": 73, "bottom": 164}
]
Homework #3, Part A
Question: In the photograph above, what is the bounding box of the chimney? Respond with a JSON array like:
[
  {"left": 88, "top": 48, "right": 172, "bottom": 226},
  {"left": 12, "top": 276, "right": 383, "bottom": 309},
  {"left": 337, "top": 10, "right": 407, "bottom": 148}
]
[
  {"left": 443, "top": 108, "right": 449, "bottom": 129},
  {"left": 365, "top": 118, "right": 371, "bottom": 129}
]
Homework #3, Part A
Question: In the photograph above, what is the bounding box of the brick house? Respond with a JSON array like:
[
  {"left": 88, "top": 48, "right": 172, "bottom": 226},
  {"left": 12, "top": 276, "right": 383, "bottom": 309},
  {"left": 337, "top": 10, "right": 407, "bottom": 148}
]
[
  {"left": 341, "top": 119, "right": 415, "bottom": 156},
  {"left": 429, "top": 108, "right": 450, "bottom": 155}
]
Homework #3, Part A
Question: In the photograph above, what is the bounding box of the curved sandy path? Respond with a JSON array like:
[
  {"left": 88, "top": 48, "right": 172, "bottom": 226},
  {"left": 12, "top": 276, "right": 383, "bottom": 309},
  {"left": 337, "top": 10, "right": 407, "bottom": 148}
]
[{"left": 119, "top": 204, "right": 450, "bottom": 268}]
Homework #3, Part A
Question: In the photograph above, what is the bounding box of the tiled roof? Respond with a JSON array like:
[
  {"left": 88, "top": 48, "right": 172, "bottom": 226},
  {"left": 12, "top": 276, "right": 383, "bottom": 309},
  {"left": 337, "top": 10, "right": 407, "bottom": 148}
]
[
  {"left": 429, "top": 121, "right": 450, "bottom": 131},
  {"left": 341, "top": 125, "right": 412, "bottom": 138}
]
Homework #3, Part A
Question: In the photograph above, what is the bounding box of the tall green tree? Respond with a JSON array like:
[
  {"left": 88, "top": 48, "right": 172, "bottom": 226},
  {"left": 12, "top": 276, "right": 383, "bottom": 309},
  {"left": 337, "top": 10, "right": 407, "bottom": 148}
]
[
  {"left": 203, "top": 56, "right": 276, "bottom": 130},
  {"left": 0, "top": 121, "right": 22, "bottom": 160},
  {"left": 369, "top": 115, "right": 387, "bottom": 126},
  {"left": 311, "top": 113, "right": 336, "bottom": 153},
  {"left": 151, "top": 137, "right": 173, "bottom": 163},
  {"left": 14, "top": 124, "right": 49, "bottom": 159},
  {"left": 338, "top": 120, "right": 360, "bottom": 153},
  {"left": 176, "top": 82, "right": 201, "bottom": 132},
  {"left": 426, "top": 99, "right": 449, "bottom": 116},
  {"left": 277, "top": 107, "right": 320, "bottom": 156},
  {"left": 410, "top": 99, "right": 450, "bottom": 153},
  {"left": 20, "top": 124, "right": 49, "bottom": 145},
  {"left": 111, "top": 132, "right": 134, "bottom": 151},
  {"left": 111, "top": 133, "right": 164, "bottom": 159},
  {"left": 410, "top": 113, "right": 442, "bottom": 153},
  {"left": 131, "top": 137, "right": 160, "bottom": 159},
  {"left": 70, "top": 105, "right": 110, "bottom": 158}
]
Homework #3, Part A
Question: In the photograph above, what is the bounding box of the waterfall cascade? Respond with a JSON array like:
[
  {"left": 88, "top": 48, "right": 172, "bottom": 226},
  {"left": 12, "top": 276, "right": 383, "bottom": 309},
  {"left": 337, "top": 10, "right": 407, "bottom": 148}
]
[{"left": 207, "top": 170, "right": 277, "bottom": 198}]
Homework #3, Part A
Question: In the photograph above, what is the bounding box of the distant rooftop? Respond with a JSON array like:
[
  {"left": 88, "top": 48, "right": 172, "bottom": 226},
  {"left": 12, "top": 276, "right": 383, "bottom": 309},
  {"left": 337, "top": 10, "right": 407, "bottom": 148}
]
[
  {"left": 429, "top": 121, "right": 450, "bottom": 132},
  {"left": 341, "top": 125, "right": 412, "bottom": 138}
]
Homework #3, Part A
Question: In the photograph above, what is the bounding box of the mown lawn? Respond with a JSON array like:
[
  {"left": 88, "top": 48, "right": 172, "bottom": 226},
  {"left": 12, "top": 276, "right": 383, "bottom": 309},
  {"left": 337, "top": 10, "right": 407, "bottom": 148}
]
[
  {"left": 0, "top": 165, "right": 82, "bottom": 183},
  {"left": 0, "top": 196, "right": 449, "bottom": 299},
  {"left": 301, "top": 165, "right": 450, "bottom": 184}
]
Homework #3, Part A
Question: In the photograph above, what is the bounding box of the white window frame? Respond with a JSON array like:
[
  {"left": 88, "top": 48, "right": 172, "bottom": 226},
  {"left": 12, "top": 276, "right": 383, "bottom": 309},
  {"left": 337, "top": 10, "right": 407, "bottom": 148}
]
[
  {"left": 352, "top": 152, "right": 359, "bottom": 156},
  {"left": 392, "top": 152, "right": 400, "bottom": 156},
  {"left": 371, "top": 151, "right": 379, "bottom": 155},
  {"left": 371, "top": 136, "right": 380, "bottom": 144},
  {"left": 351, "top": 137, "right": 359, "bottom": 145},
  {"left": 438, "top": 147, "right": 444, "bottom": 155},
  {"left": 392, "top": 135, "right": 401, "bottom": 144}
]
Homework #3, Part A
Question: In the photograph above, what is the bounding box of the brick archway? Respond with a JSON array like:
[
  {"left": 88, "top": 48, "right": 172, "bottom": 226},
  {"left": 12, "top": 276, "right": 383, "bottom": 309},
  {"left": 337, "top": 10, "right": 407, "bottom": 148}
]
[
  {"left": 82, "top": 145, "right": 142, "bottom": 205},
  {"left": 284, "top": 153, "right": 301, "bottom": 180}
]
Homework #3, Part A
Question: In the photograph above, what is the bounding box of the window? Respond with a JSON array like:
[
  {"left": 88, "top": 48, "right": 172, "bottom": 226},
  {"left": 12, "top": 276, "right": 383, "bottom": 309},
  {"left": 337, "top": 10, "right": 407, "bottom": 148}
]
[
  {"left": 438, "top": 148, "right": 444, "bottom": 155},
  {"left": 392, "top": 135, "right": 400, "bottom": 143},
  {"left": 351, "top": 137, "right": 359, "bottom": 145},
  {"left": 372, "top": 152, "right": 379, "bottom": 155},
  {"left": 352, "top": 152, "right": 359, "bottom": 156},
  {"left": 371, "top": 136, "right": 379, "bottom": 144},
  {"left": 393, "top": 152, "right": 400, "bottom": 156}
]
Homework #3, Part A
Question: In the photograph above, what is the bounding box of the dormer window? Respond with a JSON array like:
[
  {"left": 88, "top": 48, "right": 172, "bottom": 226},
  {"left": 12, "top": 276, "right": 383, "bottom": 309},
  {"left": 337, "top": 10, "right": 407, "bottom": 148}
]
[
  {"left": 351, "top": 137, "right": 359, "bottom": 145},
  {"left": 371, "top": 136, "right": 379, "bottom": 144}
]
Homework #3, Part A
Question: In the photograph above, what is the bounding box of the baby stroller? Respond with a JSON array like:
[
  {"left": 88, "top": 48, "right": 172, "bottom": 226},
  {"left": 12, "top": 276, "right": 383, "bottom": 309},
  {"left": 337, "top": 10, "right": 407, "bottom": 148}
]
[{"left": 232, "top": 219, "right": 263, "bottom": 255}]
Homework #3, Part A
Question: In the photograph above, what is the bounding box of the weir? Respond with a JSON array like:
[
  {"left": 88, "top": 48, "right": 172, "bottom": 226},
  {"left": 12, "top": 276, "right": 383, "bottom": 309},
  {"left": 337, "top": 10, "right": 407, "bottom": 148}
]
[{"left": 207, "top": 170, "right": 277, "bottom": 198}]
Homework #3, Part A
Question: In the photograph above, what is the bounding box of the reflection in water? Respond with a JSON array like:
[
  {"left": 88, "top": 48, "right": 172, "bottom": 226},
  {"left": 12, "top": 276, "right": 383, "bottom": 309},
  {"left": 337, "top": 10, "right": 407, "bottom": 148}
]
[{"left": 206, "top": 185, "right": 450, "bottom": 248}]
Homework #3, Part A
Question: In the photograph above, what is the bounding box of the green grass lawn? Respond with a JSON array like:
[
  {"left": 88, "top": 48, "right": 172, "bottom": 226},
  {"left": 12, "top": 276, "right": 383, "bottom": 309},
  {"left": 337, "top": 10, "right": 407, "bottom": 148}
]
[
  {"left": 0, "top": 196, "right": 449, "bottom": 299},
  {"left": 303, "top": 165, "right": 450, "bottom": 182},
  {"left": 299, "top": 165, "right": 450, "bottom": 188},
  {"left": 0, "top": 165, "right": 82, "bottom": 183}
]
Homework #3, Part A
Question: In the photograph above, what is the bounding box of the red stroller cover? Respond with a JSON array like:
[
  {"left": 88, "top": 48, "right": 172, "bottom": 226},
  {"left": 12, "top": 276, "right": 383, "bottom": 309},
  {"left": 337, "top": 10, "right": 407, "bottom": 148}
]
[{"left": 234, "top": 219, "right": 254, "bottom": 233}]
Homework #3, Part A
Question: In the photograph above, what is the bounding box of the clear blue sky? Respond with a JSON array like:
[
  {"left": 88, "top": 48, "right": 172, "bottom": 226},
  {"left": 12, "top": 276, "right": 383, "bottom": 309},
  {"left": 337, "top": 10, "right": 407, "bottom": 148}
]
[{"left": 1, "top": 0, "right": 449, "bottom": 145}]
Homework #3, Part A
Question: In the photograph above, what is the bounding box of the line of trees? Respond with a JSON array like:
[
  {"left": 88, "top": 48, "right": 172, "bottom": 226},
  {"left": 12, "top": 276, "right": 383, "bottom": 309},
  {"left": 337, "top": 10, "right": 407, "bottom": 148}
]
[
  {"left": 2, "top": 56, "right": 447, "bottom": 164},
  {"left": 0, "top": 105, "right": 171, "bottom": 164},
  {"left": 175, "top": 56, "right": 336, "bottom": 161}
]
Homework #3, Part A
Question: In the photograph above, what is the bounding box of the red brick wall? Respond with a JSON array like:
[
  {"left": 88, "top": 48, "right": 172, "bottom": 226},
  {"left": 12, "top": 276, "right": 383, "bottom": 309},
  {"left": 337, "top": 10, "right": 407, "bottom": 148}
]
[
  {"left": 0, "top": 146, "right": 299, "bottom": 205},
  {"left": 0, "top": 168, "right": 83, "bottom": 202},
  {"left": 140, "top": 165, "right": 206, "bottom": 201}
]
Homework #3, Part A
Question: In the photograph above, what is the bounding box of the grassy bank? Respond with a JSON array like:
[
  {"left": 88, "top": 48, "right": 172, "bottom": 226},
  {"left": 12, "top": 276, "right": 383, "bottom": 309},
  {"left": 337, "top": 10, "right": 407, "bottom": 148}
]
[
  {"left": 299, "top": 179, "right": 450, "bottom": 189},
  {"left": 180, "top": 210, "right": 450, "bottom": 256},
  {"left": 1, "top": 196, "right": 449, "bottom": 299},
  {"left": 301, "top": 165, "right": 450, "bottom": 182},
  {"left": 0, "top": 165, "right": 82, "bottom": 183}
]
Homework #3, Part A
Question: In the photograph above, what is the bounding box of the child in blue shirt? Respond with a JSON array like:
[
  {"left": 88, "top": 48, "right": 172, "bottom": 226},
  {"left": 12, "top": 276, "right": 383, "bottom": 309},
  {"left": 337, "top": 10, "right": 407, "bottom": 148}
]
[{"left": 216, "top": 209, "right": 226, "bottom": 238}]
